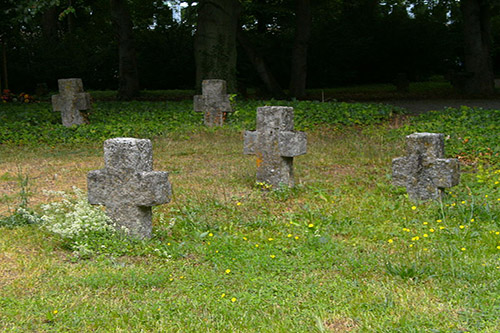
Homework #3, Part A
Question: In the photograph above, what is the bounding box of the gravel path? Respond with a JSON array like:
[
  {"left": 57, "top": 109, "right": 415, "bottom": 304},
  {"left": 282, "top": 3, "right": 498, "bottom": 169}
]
[{"left": 372, "top": 99, "right": 500, "bottom": 115}]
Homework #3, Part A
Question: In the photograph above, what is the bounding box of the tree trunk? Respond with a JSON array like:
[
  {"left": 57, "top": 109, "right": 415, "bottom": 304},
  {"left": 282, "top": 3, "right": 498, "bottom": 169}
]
[
  {"left": 67, "top": 0, "right": 74, "bottom": 34},
  {"left": 194, "top": 0, "right": 241, "bottom": 93},
  {"left": 41, "top": 7, "right": 59, "bottom": 41},
  {"left": 110, "top": 0, "right": 140, "bottom": 100},
  {"left": 289, "top": 0, "right": 311, "bottom": 99},
  {"left": 237, "top": 29, "right": 286, "bottom": 99},
  {"left": 461, "top": 0, "right": 494, "bottom": 95},
  {"left": 2, "top": 40, "right": 7, "bottom": 90}
]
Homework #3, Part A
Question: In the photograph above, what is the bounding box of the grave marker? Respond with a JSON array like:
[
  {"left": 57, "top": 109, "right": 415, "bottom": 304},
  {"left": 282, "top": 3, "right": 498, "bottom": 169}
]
[
  {"left": 194, "top": 79, "right": 233, "bottom": 126},
  {"left": 88, "top": 138, "right": 172, "bottom": 239},
  {"left": 52, "top": 78, "right": 91, "bottom": 127},
  {"left": 392, "top": 132, "right": 460, "bottom": 201},
  {"left": 244, "top": 106, "right": 307, "bottom": 188}
]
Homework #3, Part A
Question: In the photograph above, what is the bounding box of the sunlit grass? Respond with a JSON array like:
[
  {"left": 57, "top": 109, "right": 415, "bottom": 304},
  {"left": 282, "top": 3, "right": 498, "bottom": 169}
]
[{"left": 0, "top": 103, "right": 498, "bottom": 331}]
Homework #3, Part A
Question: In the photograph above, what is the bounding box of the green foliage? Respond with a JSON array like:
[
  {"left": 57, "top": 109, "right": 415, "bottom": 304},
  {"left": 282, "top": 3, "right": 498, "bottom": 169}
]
[
  {"left": 230, "top": 100, "right": 404, "bottom": 130},
  {"left": 396, "top": 106, "right": 500, "bottom": 166},
  {"left": 385, "top": 261, "right": 433, "bottom": 282},
  {"left": 0, "top": 100, "right": 404, "bottom": 145}
]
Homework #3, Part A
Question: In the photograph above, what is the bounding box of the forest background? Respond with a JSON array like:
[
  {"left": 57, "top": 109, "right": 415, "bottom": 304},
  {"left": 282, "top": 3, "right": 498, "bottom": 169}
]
[{"left": 0, "top": 0, "right": 498, "bottom": 100}]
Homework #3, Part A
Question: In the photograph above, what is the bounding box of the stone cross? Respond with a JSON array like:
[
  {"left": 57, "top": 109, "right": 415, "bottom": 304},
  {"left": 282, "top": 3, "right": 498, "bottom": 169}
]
[
  {"left": 87, "top": 138, "right": 172, "bottom": 239},
  {"left": 244, "top": 106, "right": 307, "bottom": 188},
  {"left": 392, "top": 132, "right": 460, "bottom": 201},
  {"left": 52, "top": 78, "right": 91, "bottom": 127},
  {"left": 194, "top": 79, "right": 233, "bottom": 126}
]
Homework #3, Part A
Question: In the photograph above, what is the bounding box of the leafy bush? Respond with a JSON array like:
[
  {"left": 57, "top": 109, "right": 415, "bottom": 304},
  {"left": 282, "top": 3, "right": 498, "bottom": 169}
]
[
  {"left": 396, "top": 106, "right": 500, "bottom": 166},
  {"left": 0, "top": 99, "right": 404, "bottom": 145}
]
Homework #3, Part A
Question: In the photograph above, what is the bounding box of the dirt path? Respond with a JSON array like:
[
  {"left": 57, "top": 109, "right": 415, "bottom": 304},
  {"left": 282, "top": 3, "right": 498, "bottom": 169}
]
[{"left": 369, "top": 99, "right": 500, "bottom": 114}]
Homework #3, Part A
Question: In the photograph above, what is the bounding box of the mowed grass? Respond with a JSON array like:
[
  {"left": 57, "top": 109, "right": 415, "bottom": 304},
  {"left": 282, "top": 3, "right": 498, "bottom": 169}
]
[{"left": 0, "top": 101, "right": 499, "bottom": 332}]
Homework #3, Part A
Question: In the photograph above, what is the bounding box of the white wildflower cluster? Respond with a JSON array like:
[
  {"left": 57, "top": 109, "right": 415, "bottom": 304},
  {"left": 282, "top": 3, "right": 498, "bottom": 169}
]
[
  {"left": 15, "top": 207, "right": 43, "bottom": 224},
  {"left": 38, "top": 187, "right": 115, "bottom": 239}
]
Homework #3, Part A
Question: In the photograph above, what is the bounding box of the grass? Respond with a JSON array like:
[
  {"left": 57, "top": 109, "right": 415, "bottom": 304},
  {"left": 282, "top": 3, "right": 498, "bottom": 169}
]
[{"left": 0, "top": 99, "right": 499, "bottom": 331}]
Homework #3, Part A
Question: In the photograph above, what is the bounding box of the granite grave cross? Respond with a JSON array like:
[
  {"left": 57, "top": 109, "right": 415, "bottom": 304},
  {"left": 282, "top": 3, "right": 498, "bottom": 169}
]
[
  {"left": 87, "top": 138, "right": 172, "bottom": 239},
  {"left": 244, "top": 106, "right": 307, "bottom": 188},
  {"left": 392, "top": 132, "right": 460, "bottom": 201},
  {"left": 194, "top": 79, "right": 233, "bottom": 126},
  {"left": 52, "top": 78, "right": 91, "bottom": 127}
]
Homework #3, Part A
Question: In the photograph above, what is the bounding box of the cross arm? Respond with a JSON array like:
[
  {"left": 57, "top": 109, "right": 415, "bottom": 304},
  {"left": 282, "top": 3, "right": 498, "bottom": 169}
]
[
  {"left": 133, "top": 171, "right": 172, "bottom": 206},
  {"left": 429, "top": 158, "right": 460, "bottom": 188},
  {"left": 193, "top": 95, "right": 207, "bottom": 112},
  {"left": 392, "top": 156, "right": 410, "bottom": 187},
  {"left": 243, "top": 131, "right": 257, "bottom": 155},
  {"left": 87, "top": 169, "right": 109, "bottom": 205},
  {"left": 51, "top": 95, "right": 64, "bottom": 112},
  {"left": 74, "top": 92, "right": 91, "bottom": 110},
  {"left": 279, "top": 131, "right": 307, "bottom": 157}
]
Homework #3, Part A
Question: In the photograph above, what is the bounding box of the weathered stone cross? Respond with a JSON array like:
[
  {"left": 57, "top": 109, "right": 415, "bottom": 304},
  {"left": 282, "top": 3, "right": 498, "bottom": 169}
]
[
  {"left": 244, "top": 106, "right": 307, "bottom": 188},
  {"left": 194, "top": 79, "right": 233, "bottom": 126},
  {"left": 52, "top": 78, "right": 91, "bottom": 127},
  {"left": 87, "top": 138, "right": 172, "bottom": 239},
  {"left": 392, "top": 132, "right": 460, "bottom": 201}
]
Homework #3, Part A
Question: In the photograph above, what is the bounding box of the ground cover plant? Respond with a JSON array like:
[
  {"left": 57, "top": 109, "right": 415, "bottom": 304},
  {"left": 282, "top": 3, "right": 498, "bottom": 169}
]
[{"left": 0, "top": 99, "right": 499, "bottom": 331}]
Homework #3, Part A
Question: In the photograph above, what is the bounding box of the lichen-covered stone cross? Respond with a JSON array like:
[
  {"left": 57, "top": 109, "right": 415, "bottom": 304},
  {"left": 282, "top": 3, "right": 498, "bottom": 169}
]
[
  {"left": 392, "top": 132, "right": 460, "bottom": 201},
  {"left": 244, "top": 106, "right": 307, "bottom": 188},
  {"left": 87, "top": 138, "right": 172, "bottom": 239},
  {"left": 194, "top": 79, "right": 233, "bottom": 126},
  {"left": 52, "top": 78, "right": 91, "bottom": 127}
]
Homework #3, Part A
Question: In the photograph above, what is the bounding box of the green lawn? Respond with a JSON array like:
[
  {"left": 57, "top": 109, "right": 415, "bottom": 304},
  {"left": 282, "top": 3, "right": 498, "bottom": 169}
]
[{"left": 0, "top": 100, "right": 499, "bottom": 331}]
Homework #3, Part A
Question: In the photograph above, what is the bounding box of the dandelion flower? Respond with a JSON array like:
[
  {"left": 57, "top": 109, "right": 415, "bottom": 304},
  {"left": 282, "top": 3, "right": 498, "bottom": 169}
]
[
  {"left": 225, "top": 269, "right": 231, "bottom": 274},
  {"left": 459, "top": 225, "right": 465, "bottom": 229},
  {"left": 231, "top": 297, "right": 237, "bottom": 302},
  {"left": 497, "top": 246, "right": 500, "bottom": 250},
  {"left": 436, "top": 219, "right": 442, "bottom": 223},
  {"left": 243, "top": 237, "right": 247, "bottom": 240},
  {"left": 423, "top": 234, "right": 428, "bottom": 237},
  {"left": 388, "top": 239, "right": 393, "bottom": 244},
  {"left": 209, "top": 233, "right": 213, "bottom": 237},
  {"left": 423, "top": 222, "right": 428, "bottom": 225},
  {"left": 471, "top": 218, "right": 475, "bottom": 222},
  {"left": 411, "top": 206, "right": 417, "bottom": 210},
  {"left": 236, "top": 202, "right": 242, "bottom": 206},
  {"left": 461, "top": 247, "right": 466, "bottom": 251},
  {"left": 270, "top": 254, "right": 276, "bottom": 258},
  {"left": 287, "top": 234, "right": 292, "bottom": 238},
  {"left": 53, "top": 310, "right": 58, "bottom": 315},
  {"left": 308, "top": 223, "right": 314, "bottom": 228},
  {"left": 221, "top": 293, "right": 226, "bottom": 298},
  {"left": 295, "top": 236, "right": 299, "bottom": 240},
  {"left": 429, "top": 229, "right": 435, "bottom": 232},
  {"left": 439, "top": 226, "right": 445, "bottom": 230},
  {"left": 268, "top": 238, "right": 274, "bottom": 241}
]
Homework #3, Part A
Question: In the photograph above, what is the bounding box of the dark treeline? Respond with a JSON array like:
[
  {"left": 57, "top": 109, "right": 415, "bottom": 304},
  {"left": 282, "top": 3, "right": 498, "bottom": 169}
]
[{"left": 1, "top": 0, "right": 498, "bottom": 98}]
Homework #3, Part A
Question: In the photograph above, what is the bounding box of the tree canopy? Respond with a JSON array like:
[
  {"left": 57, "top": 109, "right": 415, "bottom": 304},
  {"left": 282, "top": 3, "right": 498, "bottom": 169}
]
[{"left": 2, "top": 0, "right": 499, "bottom": 96}]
